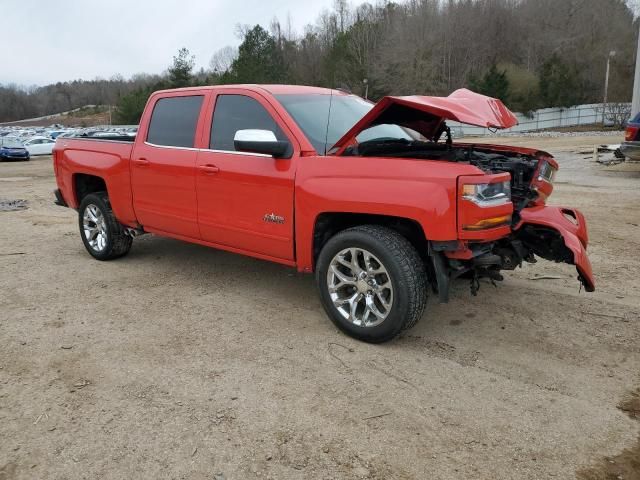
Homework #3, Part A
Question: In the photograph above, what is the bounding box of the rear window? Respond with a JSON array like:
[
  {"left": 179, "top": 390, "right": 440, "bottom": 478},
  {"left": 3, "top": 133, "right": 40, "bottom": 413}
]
[{"left": 146, "top": 95, "right": 204, "bottom": 148}]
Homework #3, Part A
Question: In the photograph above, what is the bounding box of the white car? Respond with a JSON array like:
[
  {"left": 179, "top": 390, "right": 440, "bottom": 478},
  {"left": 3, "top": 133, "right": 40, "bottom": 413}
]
[{"left": 24, "top": 136, "right": 56, "bottom": 156}]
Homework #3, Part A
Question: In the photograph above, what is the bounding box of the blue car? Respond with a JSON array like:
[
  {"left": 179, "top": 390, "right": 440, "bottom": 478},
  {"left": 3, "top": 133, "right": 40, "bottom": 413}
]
[{"left": 0, "top": 137, "right": 30, "bottom": 161}]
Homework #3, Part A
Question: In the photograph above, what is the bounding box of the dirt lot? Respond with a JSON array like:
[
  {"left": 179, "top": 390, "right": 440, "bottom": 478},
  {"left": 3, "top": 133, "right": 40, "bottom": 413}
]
[{"left": 1, "top": 135, "right": 639, "bottom": 480}]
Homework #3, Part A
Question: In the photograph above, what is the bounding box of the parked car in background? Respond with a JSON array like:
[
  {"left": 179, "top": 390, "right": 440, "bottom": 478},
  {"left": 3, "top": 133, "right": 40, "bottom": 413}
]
[
  {"left": 49, "top": 130, "right": 68, "bottom": 139},
  {"left": 0, "top": 137, "right": 30, "bottom": 161},
  {"left": 0, "top": 125, "right": 138, "bottom": 141},
  {"left": 24, "top": 136, "right": 55, "bottom": 156},
  {"left": 621, "top": 112, "right": 640, "bottom": 160},
  {"left": 56, "top": 132, "right": 77, "bottom": 138}
]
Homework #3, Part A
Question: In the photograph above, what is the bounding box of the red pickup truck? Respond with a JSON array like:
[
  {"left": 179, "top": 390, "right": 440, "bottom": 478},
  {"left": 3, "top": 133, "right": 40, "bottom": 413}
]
[{"left": 53, "top": 85, "right": 594, "bottom": 343}]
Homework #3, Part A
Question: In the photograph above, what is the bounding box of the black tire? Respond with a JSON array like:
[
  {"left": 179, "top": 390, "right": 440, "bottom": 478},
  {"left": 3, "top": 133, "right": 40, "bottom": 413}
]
[
  {"left": 78, "top": 192, "right": 132, "bottom": 260},
  {"left": 316, "top": 225, "right": 427, "bottom": 343}
]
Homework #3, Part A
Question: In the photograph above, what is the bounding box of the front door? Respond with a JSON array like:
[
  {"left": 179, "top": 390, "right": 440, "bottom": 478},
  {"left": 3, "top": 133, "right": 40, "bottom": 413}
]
[
  {"left": 131, "top": 93, "right": 206, "bottom": 238},
  {"left": 195, "top": 92, "right": 297, "bottom": 261}
]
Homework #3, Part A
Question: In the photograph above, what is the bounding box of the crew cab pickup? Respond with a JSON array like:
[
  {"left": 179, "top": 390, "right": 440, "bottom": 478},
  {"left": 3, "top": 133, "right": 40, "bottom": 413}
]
[{"left": 53, "top": 85, "right": 594, "bottom": 343}]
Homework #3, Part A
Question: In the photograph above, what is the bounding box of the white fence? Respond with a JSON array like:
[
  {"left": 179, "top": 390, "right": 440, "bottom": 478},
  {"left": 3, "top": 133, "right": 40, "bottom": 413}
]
[{"left": 449, "top": 102, "right": 630, "bottom": 136}]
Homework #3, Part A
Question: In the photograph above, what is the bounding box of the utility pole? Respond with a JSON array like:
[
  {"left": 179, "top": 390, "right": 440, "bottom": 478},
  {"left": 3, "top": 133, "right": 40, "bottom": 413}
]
[
  {"left": 603, "top": 50, "right": 616, "bottom": 124},
  {"left": 632, "top": 26, "right": 640, "bottom": 118}
]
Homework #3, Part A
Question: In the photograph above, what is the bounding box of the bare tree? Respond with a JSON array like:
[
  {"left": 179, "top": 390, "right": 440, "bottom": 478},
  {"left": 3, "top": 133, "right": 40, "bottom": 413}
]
[
  {"left": 209, "top": 46, "right": 238, "bottom": 74},
  {"left": 599, "top": 102, "right": 632, "bottom": 128}
]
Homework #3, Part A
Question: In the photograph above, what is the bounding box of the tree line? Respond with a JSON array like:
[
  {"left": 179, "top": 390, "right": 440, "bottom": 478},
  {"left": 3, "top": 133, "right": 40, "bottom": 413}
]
[{"left": 1, "top": 0, "right": 637, "bottom": 124}]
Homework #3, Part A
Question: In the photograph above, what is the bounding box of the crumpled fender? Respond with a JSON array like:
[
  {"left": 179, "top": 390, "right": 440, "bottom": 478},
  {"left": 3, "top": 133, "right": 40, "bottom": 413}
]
[{"left": 515, "top": 205, "right": 595, "bottom": 292}]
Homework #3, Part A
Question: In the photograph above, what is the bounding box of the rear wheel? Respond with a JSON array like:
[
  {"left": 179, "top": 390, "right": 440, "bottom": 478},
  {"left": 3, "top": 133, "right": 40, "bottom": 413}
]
[
  {"left": 316, "top": 225, "right": 427, "bottom": 343},
  {"left": 78, "top": 192, "right": 132, "bottom": 260}
]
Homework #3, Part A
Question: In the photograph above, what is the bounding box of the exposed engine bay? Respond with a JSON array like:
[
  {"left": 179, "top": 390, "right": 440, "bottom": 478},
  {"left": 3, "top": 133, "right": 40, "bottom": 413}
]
[
  {"left": 343, "top": 130, "right": 594, "bottom": 298},
  {"left": 344, "top": 135, "right": 542, "bottom": 211}
]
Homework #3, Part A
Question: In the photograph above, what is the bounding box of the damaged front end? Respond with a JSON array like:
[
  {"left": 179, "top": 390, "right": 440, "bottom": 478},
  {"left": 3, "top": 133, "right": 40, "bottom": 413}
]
[
  {"left": 515, "top": 206, "right": 594, "bottom": 291},
  {"left": 330, "top": 88, "right": 595, "bottom": 299},
  {"left": 431, "top": 207, "right": 595, "bottom": 302},
  {"left": 430, "top": 151, "right": 595, "bottom": 301}
]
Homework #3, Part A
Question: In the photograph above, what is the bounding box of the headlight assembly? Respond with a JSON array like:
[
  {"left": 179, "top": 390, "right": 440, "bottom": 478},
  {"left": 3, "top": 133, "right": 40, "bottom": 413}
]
[
  {"left": 461, "top": 180, "right": 511, "bottom": 207},
  {"left": 537, "top": 161, "right": 557, "bottom": 183}
]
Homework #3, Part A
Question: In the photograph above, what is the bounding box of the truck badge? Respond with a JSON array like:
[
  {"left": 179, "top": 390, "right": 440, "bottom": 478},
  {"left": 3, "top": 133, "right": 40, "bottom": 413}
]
[{"left": 263, "top": 213, "right": 285, "bottom": 224}]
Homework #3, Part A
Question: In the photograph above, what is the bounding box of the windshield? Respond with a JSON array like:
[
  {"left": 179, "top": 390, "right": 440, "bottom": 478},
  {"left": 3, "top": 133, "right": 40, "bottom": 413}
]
[
  {"left": 0, "top": 138, "right": 24, "bottom": 148},
  {"left": 276, "top": 94, "right": 412, "bottom": 154}
]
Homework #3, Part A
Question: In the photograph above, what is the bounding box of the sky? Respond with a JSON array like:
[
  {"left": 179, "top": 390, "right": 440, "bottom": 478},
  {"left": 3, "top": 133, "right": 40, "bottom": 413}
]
[{"left": 0, "top": 0, "right": 335, "bottom": 86}]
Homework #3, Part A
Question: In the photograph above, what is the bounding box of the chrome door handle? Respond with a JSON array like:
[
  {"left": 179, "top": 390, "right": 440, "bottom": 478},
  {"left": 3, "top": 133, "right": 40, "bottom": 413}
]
[{"left": 199, "top": 164, "right": 220, "bottom": 174}]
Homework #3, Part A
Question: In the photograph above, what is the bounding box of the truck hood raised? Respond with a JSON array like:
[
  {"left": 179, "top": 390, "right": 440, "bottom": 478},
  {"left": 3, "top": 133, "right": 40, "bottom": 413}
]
[{"left": 331, "top": 88, "right": 518, "bottom": 154}]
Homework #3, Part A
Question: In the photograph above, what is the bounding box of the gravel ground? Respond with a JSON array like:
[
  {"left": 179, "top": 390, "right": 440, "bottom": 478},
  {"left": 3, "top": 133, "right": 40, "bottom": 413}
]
[{"left": 0, "top": 136, "right": 639, "bottom": 480}]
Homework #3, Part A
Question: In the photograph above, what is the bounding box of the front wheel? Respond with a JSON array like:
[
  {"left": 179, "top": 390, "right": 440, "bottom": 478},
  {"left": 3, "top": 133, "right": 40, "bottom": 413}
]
[
  {"left": 78, "top": 192, "right": 132, "bottom": 260},
  {"left": 316, "top": 225, "right": 427, "bottom": 343}
]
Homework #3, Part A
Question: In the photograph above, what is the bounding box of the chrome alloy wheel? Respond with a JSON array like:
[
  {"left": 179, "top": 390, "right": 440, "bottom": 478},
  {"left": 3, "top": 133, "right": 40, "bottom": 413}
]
[
  {"left": 82, "top": 204, "right": 107, "bottom": 252},
  {"left": 326, "top": 247, "right": 394, "bottom": 327}
]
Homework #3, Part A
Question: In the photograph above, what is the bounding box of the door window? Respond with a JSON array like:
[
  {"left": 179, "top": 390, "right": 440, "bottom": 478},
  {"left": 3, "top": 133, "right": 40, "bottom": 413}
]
[
  {"left": 210, "top": 95, "right": 287, "bottom": 151},
  {"left": 147, "top": 95, "right": 204, "bottom": 148}
]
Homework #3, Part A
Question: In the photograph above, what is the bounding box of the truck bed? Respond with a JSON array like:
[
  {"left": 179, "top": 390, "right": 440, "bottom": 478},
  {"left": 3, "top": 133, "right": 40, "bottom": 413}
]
[
  {"left": 54, "top": 137, "right": 137, "bottom": 225},
  {"left": 74, "top": 134, "right": 136, "bottom": 142}
]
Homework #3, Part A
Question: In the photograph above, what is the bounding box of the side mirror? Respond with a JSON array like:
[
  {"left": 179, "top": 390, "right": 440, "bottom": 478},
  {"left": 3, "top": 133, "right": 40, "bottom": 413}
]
[{"left": 233, "top": 129, "right": 290, "bottom": 158}]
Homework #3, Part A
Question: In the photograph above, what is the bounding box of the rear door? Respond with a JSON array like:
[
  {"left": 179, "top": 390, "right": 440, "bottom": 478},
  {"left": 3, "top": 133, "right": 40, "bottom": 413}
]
[
  {"left": 131, "top": 92, "right": 207, "bottom": 238},
  {"left": 195, "top": 91, "right": 297, "bottom": 261}
]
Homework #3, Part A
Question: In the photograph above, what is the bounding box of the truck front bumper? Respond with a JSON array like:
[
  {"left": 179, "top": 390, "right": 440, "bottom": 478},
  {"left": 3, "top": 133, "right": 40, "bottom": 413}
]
[
  {"left": 515, "top": 205, "right": 594, "bottom": 292},
  {"left": 431, "top": 204, "right": 595, "bottom": 302}
]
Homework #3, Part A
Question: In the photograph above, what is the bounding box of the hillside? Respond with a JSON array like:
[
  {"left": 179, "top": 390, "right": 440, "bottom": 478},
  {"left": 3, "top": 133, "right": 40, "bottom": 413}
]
[{"left": 0, "top": 105, "right": 114, "bottom": 128}]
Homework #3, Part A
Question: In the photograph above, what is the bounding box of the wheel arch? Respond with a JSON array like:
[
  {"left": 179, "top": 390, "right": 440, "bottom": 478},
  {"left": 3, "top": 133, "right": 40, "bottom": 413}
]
[
  {"left": 311, "top": 212, "right": 429, "bottom": 271},
  {"left": 73, "top": 173, "right": 108, "bottom": 205}
]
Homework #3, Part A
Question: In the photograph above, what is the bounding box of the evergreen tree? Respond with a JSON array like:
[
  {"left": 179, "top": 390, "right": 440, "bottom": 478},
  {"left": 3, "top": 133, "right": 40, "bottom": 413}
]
[
  {"left": 168, "top": 48, "right": 195, "bottom": 88},
  {"left": 226, "top": 26, "right": 286, "bottom": 83},
  {"left": 538, "top": 55, "right": 582, "bottom": 108},
  {"left": 469, "top": 65, "right": 510, "bottom": 102},
  {"left": 114, "top": 86, "right": 152, "bottom": 124}
]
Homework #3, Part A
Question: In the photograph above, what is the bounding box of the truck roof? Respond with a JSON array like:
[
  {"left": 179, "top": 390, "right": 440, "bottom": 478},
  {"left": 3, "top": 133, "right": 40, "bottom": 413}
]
[{"left": 153, "top": 84, "right": 350, "bottom": 96}]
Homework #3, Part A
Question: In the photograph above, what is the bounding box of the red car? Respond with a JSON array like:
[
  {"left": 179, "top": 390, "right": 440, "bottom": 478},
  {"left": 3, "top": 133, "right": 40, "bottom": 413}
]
[{"left": 52, "top": 85, "right": 594, "bottom": 343}]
